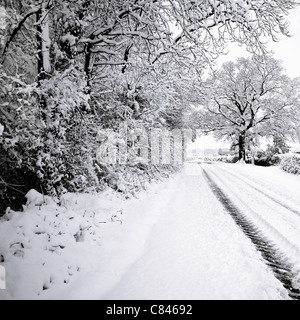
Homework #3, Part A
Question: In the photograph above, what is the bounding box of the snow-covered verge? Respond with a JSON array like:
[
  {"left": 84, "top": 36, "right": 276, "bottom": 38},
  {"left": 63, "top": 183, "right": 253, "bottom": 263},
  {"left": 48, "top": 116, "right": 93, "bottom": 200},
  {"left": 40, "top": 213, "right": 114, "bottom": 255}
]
[{"left": 0, "top": 178, "right": 174, "bottom": 300}]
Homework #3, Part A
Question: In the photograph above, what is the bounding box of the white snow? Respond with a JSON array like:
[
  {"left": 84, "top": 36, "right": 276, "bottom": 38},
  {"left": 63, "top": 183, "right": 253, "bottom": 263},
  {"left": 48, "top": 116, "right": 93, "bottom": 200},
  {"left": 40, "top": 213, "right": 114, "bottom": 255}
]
[
  {"left": 25, "top": 189, "right": 51, "bottom": 207},
  {"left": 1, "top": 162, "right": 299, "bottom": 300}
]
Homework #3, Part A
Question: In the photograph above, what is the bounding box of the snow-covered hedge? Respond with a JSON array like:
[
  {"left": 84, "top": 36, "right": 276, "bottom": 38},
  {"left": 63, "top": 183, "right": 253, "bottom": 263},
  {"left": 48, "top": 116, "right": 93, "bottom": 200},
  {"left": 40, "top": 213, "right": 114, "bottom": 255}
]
[
  {"left": 280, "top": 154, "right": 300, "bottom": 175},
  {"left": 200, "top": 155, "right": 237, "bottom": 163},
  {"left": 100, "top": 164, "right": 180, "bottom": 196}
]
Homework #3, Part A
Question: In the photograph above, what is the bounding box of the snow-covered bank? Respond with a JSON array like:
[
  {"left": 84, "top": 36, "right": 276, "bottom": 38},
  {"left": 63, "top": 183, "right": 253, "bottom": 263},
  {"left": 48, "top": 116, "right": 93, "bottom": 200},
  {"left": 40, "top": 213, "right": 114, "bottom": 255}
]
[
  {"left": 0, "top": 163, "right": 297, "bottom": 300},
  {"left": 0, "top": 176, "right": 177, "bottom": 300}
]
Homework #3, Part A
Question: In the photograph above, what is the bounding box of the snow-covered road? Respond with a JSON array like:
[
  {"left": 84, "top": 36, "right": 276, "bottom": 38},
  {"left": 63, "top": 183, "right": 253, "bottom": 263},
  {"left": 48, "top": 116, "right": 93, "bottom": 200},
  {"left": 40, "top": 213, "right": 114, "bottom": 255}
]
[
  {"left": 101, "top": 162, "right": 300, "bottom": 300},
  {"left": 202, "top": 163, "right": 300, "bottom": 255},
  {"left": 1, "top": 162, "right": 300, "bottom": 300},
  {"left": 201, "top": 163, "right": 300, "bottom": 299}
]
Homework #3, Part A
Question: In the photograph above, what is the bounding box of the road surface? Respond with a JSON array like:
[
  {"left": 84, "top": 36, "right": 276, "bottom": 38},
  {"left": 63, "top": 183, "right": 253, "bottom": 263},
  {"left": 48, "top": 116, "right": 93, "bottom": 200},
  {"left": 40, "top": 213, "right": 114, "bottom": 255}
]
[{"left": 101, "top": 162, "right": 300, "bottom": 300}]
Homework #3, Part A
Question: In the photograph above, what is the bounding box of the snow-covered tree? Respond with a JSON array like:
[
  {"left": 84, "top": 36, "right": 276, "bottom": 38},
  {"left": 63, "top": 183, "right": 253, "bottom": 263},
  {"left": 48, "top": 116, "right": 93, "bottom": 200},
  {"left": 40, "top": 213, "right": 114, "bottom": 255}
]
[
  {"left": 200, "top": 57, "right": 300, "bottom": 161},
  {"left": 73, "top": 0, "right": 299, "bottom": 73},
  {"left": 266, "top": 136, "right": 291, "bottom": 156},
  {"left": 1, "top": 0, "right": 300, "bottom": 210}
]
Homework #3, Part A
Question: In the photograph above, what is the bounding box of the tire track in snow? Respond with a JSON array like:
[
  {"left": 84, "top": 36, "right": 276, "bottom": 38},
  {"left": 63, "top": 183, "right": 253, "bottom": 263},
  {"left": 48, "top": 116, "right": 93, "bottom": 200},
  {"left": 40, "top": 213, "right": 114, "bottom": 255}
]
[
  {"left": 211, "top": 164, "right": 300, "bottom": 217},
  {"left": 202, "top": 163, "right": 300, "bottom": 253},
  {"left": 202, "top": 167, "right": 300, "bottom": 300}
]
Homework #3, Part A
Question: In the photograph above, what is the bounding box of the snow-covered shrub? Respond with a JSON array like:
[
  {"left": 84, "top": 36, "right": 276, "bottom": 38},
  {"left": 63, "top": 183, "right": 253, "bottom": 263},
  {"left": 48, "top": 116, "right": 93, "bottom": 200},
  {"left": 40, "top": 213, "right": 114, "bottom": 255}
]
[
  {"left": 0, "top": 66, "right": 43, "bottom": 214},
  {"left": 217, "top": 155, "right": 237, "bottom": 163},
  {"left": 255, "top": 155, "right": 281, "bottom": 167},
  {"left": 0, "top": 189, "right": 124, "bottom": 298},
  {"left": 0, "top": 65, "right": 104, "bottom": 203},
  {"left": 253, "top": 148, "right": 281, "bottom": 167},
  {"left": 98, "top": 163, "right": 180, "bottom": 196},
  {"left": 201, "top": 155, "right": 237, "bottom": 163},
  {"left": 32, "top": 67, "right": 95, "bottom": 194},
  {"left": 280, "top": 154, "right": 300, "bottom": 175}
]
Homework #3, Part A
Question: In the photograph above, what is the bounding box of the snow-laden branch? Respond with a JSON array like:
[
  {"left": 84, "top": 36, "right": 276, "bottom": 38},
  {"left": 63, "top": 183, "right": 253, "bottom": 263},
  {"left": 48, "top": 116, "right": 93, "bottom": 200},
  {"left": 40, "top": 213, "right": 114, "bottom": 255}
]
[
  {"left": 1, "top": 6, "right": 41, "bottom": 63},
  {"left": 73, "top": 0, "right": 300, "bottom": 76}
]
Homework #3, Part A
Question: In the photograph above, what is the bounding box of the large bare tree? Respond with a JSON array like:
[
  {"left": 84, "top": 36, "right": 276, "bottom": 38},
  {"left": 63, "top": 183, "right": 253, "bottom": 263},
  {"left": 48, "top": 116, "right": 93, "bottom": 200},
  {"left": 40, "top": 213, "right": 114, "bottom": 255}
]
[{"left": 199, "top": 57, "right": 300, "bottom": 161}]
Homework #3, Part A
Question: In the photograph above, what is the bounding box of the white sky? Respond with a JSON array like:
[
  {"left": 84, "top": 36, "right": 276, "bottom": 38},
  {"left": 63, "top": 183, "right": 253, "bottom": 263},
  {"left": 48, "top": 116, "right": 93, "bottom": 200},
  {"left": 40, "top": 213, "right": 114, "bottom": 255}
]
[{"left": 190, "top": 6, "right": 300, "bottom": 151}]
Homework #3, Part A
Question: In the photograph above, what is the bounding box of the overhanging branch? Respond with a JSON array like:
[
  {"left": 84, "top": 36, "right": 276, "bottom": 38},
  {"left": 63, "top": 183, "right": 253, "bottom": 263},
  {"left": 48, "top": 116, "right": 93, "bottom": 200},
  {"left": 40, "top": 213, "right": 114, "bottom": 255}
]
[{"left": 1, "top": 7, "right": 41, "bottom": 63}]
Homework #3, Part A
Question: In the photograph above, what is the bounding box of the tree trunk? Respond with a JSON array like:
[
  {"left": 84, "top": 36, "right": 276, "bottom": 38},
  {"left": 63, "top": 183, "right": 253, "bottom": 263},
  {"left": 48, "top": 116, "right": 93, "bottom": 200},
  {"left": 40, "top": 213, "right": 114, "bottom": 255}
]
[
  {"left": 36, "top": 9, "right": 47, "bottom": 114},
  {"left": 238, "top": 133, "right": 246, "bottom": 161},
  {"left": 36, "top": 3, "right": 51, "bottom": 83},
  {"left": 84, "top": 45, "right": 92, "bottom": 92},
  {"left": 36, "top": 9, "right": 44, "bottom": 83},
  {"left": 36, "top": 3, "right": 51, "bottom": 112},
  {"left": 41, "top": 10, "right": 51, "bottom": 74}
]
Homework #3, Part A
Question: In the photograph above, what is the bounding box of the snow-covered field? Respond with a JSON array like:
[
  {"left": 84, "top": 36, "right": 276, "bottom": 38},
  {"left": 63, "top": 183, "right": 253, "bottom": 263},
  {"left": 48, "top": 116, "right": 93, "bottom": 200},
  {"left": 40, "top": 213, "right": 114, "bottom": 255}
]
[{"left": 0, "top": 162, "right": 300, "bottom": 300}]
